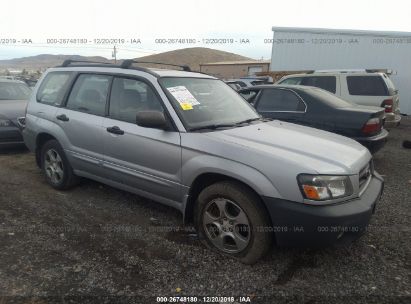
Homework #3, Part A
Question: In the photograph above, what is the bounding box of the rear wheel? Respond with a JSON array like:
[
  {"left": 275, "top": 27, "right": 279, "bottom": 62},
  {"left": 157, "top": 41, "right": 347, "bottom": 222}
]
[
  {"left": 195, "top": 181, "right": 272, "bottom": 264},
  {"left": 41, "top": 140, "right": 78, "bottom": 190}
]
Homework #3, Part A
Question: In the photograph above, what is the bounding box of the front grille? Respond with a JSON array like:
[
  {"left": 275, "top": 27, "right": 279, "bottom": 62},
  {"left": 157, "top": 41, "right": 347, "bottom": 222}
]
[{"left": 359, "top": 161, "right": 373, "bottom": 193}]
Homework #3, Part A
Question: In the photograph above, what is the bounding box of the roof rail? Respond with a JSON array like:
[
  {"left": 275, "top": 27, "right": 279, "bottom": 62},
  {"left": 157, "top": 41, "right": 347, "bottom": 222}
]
[
  {"left": 61, "top": 59, "right": 114, "bottom": 67},
  {"left": 120, "top": 59, "right": 191, "bottom": 71},
  {"left": 310, "top": 69, "right": 367, "bottom": 73},
  {"left": 306, "top": 69, "right": 395, "bottom": 75}
]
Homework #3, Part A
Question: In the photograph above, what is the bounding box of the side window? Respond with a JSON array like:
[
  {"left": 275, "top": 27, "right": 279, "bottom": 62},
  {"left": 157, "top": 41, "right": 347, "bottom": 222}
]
[
  {"left": 257, "top": 89, "right": 305, "bottom": 112},
  {"left": 347, "top": 76, "right": 388, "bottom": 96},
  {"left": 36, "top": 72, "right": 74, "bottom": 105},
  {"left": 280, "top": 77, "right": 302, "bottom": 85},
  {"left": 109, "top": 77, "right": 164, "bottom": 124},
  {"left": 66, "top": 74, "right": 112, "bottom": 116},
  {"left": 301, "top": 76, "right": 336, "bottom": 93}
]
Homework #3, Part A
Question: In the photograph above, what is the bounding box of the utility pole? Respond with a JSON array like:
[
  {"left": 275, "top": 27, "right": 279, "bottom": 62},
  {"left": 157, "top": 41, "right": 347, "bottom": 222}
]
[{"left": 112, "top": 45, "right": 117, "bottom": 64}]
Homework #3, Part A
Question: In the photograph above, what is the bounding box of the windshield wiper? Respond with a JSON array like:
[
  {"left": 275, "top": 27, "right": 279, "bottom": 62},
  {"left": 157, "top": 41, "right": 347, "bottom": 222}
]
[
  {"left": 234, "top": 117, "right": 263, "bottom": 125},
  {"left": 190, "top": 123, "right": 237, "bottom": 132},
  {"left": 190, "top": 118, "right": 268, "bottom": 132}
]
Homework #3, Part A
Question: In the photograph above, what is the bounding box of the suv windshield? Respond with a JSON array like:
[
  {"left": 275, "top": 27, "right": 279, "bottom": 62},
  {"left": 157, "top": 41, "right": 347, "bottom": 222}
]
[
  {"left": 0, "top": 82, "right": 31, "bottom": 100},
  {"left": 159, "top": 77, "right": 260, "bottom": 130}
]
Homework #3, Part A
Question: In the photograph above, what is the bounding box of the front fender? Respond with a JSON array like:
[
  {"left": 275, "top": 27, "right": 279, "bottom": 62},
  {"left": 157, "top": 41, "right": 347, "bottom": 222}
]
[{"left": 182, "top": 152, "right": 282, "bottom": 199}]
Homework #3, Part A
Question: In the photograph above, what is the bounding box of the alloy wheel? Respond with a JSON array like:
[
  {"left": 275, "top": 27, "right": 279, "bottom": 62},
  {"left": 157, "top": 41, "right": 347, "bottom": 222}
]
[
  {"left": 202, "top": 198, "right": 251, "bottom": 253},
  {"left": 44, "top": 149, "right": 64, "bottom": 184}
]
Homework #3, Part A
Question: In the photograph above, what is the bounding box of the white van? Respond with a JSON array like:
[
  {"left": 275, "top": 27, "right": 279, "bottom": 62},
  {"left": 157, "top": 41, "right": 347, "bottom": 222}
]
[{"left": 277, "top": 70, "right": 401, "bottom": 127}]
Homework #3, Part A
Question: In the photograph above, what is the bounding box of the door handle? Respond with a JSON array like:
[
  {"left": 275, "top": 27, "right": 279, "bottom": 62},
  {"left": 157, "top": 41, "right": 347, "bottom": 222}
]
[
  {"left": 106, "top": 126, "right": 124, "bottom": 135},
  {"left": 56, "top": 114, "right": 69, "bottom": 121}
]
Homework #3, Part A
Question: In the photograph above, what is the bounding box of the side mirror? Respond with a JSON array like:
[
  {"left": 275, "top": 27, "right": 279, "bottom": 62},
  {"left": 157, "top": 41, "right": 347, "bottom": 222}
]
[{"left": 136, "top": 111, "right": 168, "bottom": 130}]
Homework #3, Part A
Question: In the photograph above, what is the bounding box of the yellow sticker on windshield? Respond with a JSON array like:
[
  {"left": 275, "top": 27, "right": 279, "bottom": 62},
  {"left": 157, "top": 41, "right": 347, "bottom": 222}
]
[{"left": 180, "top": 103, "right": 193, "bottom": 110}]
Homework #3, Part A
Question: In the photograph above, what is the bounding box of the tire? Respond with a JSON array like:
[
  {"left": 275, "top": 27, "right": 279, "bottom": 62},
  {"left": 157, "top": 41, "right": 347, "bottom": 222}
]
[
  {"left": 195, "top": 181, "right": 272, "bottom": 264},
  {"left": 40, "top": 139, "right": 79, "bottom": 190}
]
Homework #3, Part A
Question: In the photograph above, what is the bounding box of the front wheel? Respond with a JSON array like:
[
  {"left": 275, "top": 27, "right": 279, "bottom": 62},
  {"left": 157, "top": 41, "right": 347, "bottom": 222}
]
[{"left": 195, "top": 181, "right": 272, "bottom": 264}]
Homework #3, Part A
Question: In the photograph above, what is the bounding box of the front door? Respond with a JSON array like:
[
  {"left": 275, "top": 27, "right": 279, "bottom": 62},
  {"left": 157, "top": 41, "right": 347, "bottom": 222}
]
[{"left": 102, "top": 76, "right": 182, "bottom": 203}]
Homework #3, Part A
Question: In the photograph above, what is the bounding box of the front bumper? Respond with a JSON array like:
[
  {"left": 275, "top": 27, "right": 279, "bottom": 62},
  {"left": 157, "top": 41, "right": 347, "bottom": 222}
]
[
  {"left": 354, "top": 129, "right": 389, "bottom": 154},
  {"left": 0, "top": 126, "right": 24, "bottom": 146},
  {"left": 262, "top": 173, "right": 384, "bottom": 247}
]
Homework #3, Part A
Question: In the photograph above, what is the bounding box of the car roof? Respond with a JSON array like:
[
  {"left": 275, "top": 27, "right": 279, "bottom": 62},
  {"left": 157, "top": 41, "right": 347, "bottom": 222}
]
[
  {"left": 47, "top": 65, "right": 217, "bottom": 79},
  {"left": 282, "top": 71, "right": 385, "bottom": 77},
  {"left": 239, "top": 84, "right": 312, "bottom": 91}
]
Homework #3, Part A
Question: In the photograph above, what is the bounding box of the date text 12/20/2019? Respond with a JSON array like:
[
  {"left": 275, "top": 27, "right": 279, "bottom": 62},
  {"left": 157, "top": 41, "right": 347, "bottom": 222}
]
[{"left": 156, "top": 296, "right": 252, "bottom": 303}]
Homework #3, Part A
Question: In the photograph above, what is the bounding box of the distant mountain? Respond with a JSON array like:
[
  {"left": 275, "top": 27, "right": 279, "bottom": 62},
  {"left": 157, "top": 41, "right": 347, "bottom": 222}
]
[
  {"left": 0, "top": 47, "right": 254, "bottom": 71},
  {"left": 134, "top": 47, "right": 253, "bottom": 70}
]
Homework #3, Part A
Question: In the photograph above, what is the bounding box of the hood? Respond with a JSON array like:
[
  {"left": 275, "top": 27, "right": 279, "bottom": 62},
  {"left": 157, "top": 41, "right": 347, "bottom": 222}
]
[
  {"left": 203, "top": 120, "right": 370, "bottom": 174},
  {"left": 0, "top": 99, "right": 28, "bottom": 121}
]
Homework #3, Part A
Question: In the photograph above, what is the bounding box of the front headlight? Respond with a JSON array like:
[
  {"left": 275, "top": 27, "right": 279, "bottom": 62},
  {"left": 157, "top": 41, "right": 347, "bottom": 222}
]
[
  {"left": 298, "top": 174, "right": 353, "bottom": 201},
  {"left": 0, "top": 119, "right": 12, "bottom": 127}
]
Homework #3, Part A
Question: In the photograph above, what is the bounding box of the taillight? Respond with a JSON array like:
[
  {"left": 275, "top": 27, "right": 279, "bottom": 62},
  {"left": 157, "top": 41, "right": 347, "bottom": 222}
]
[
  {"left": 362, "top": 118, "right": 381, "bottom": 135},
  {"left": 381, "top": 99, "right": 393, "bottom": 113}
]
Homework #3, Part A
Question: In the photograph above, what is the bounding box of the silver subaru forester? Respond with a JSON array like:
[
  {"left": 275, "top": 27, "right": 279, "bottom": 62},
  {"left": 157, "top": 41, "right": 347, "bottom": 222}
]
[{"left": 22, "top": 60, "right": 384, "bottom": 264}]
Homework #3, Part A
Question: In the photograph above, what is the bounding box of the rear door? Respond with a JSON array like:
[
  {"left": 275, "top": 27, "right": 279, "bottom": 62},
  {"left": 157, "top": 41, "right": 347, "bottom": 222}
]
[
  {"left": 253, "top": 88, "right": 307, "bottom": 124},
  {"left": 102, "top": 76, "right": 182, "bottom": 203},
  {"left": 55, "top": 73, "right": 111, "bottom": 176}
]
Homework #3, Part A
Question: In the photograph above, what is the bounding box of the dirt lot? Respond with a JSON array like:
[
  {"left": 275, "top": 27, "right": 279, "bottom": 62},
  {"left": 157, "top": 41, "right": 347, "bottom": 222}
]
[{"left": 0, "top": 118, "right": 410, "bottom": 304}]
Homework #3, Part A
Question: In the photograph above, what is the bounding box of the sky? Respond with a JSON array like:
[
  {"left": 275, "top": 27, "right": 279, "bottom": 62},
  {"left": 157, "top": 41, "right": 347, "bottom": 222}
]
[{"left": 0, "top": 0, "right": 411, "bottom": 60}]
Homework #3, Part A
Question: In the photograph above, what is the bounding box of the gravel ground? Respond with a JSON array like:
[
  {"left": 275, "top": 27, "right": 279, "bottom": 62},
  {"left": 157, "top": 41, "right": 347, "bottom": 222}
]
[{"left": 0, "top": 118, "right": 410, "bottom": 304}]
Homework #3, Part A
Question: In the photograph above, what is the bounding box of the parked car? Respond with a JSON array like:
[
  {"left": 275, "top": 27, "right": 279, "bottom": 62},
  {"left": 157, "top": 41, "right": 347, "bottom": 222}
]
[
  {"left": 224, "top": 80, "right": 242, "bottom": 91},
  {"left": 0, "top": 79, "right": 31, "bottom": 146},
  {"left": 225, "top": 76, "right": 272, "bottom": 88},
  {"left": 277, "top": 70, "right": 401, "bottom": 127},
  {"left": 23, "top": 60, "right": 384, "bottom": 264},
  {"left": 239, "top": 85, "right": 388, "bottom": 153}
]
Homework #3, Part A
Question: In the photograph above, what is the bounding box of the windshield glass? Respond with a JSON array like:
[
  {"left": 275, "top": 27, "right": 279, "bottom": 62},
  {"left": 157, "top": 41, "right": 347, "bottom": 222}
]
[
  {"left": 159, "top": 77, "right": 260, "bottom": 130},
  {"left": 0, "top": 82, "right": 31, "bottom": 100}
]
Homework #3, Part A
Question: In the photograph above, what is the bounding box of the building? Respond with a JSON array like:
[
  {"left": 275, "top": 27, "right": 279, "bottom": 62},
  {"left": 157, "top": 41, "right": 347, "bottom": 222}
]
[
  {"left": 199, "top": 60, "right": 270, "bottom": 79},
  {"left": 270, "top": 27, "right": 411, "bottom": 114}
]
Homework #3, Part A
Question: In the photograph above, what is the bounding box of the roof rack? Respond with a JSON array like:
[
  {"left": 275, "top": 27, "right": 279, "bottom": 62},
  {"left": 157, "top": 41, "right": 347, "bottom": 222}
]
[
  {"left": 120, "top": 59, "right": 191, "bottom": 71},
  {"left": 307, "top": 69, "right": 367, "bottom": 74},
  {"left": 61, "top": 59, "right": 113, "bottom": 67}
]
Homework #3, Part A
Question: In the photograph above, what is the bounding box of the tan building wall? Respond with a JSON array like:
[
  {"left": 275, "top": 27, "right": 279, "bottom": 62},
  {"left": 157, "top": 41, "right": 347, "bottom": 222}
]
[{"left": 199, "top": 61, "right": 270, "bottom": 79}]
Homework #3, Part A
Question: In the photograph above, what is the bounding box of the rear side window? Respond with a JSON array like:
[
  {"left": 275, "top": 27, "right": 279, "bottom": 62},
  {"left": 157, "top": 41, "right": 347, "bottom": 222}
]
[
  {"left": 109, "top": 77, "right": 164, "bottom": 123},
  {"left": 36, "top": 72, "right": 73, "bottom": 105},
  {"left": 257, "top": 89, "right": 305, "bottom": 112},
  {"left": 301, "top": 76, "right": 336, "bottom": 93},
  {"left": 347, "top": 76, "right": 388, "bottom": 96},
  {"left": 280, "top": 77, "right": 302, "bottom": 85},
  {"left": 66, "top": 74, "right": 112, "bottom": 116}
]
